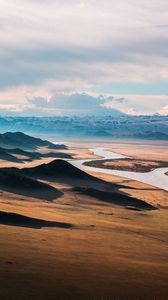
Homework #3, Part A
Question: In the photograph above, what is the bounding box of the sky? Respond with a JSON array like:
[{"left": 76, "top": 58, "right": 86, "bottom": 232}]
[{"left": 0, "top": 0, "right": 168, "bottom": 116}]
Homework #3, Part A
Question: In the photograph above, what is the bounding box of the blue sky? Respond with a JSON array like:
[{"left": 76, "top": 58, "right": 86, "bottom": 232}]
[
  {"left": 0, "top": 0, "right": 167, "bottom": 116},
  {"left": 88, "top": 81, "right": 168, "bottom": 96}
]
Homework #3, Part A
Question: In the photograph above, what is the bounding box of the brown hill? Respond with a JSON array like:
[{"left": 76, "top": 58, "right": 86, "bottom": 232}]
[{"left": 18, "top": 159, "right": 121, "bottom": 189}]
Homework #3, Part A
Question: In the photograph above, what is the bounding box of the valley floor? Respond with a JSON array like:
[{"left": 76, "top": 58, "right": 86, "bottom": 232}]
[{"left": 0, "top": 139, "right": 168, "bottom": 300}]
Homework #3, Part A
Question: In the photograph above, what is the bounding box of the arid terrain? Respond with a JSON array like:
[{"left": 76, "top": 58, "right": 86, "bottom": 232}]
[
  {"left": 0, "top": 135, "right": 168, "bottom": 300},
  {"left": 84, "top": 157, "right": 168, "bottom": 172}
]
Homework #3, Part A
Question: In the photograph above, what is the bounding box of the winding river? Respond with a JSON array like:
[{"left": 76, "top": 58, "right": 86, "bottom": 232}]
[{"left": 70, "top": 147, "right": 168, "bottom": 192}]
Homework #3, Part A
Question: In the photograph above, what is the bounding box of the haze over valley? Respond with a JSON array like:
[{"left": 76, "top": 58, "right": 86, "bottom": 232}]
[{"left": 0, "top": 115, "right": 168, "bottom": 140}]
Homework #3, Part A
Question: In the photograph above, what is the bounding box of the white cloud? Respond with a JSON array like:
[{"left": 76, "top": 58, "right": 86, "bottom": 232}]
[
  {"left": 0, "top": 0, "right": 167, "bottom": 115},
  {"left": 158, "top": 105, "right": 168, "bottom": 115},
  {"left": 97, "top": 94, "right": 168, "bottom": 115},
  {"left": 26, "top": 92, "right": 126, "bottom": 116}
]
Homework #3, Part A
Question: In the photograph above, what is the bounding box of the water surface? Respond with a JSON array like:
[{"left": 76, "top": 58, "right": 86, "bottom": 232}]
[{"left": 70, "top": 147, "right": 168, "bottom": 192}]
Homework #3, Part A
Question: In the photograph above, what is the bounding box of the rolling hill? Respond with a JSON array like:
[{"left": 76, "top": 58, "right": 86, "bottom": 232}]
[
  {"left": 0, "top": 132, "right": 67, "bottom": 150},
  {"left": 0, "top": 147, "right": 72, "bottom": 163},
  {"left": 1, "top": 159, "right": 157, "bottom": 210}
]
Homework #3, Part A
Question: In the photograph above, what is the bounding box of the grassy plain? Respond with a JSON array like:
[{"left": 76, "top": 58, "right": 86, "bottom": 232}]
[{"left": 0, "top": 139, "right": 167, "bottom": 300}]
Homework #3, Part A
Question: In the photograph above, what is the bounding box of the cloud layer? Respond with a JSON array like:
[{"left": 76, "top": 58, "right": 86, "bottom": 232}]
[
  {"left": 27, "top": 93, "right": 127, "bottom": 116},
  {"left": 0, "top": 0, "right": 167, "bottom": 115}
]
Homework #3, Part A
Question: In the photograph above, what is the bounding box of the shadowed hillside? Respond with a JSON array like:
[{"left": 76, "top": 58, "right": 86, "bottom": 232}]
[
  {"left": 0, "top": 132, "right": 67, "bottom": 150},
  {"left": 0, "top": 147, "right": 72, "bottom": 163},
  {"left": 73, "top": 187, "right": 156, "bottom": 211},
  {"left": 0, "top": 169, "right": 63, "bottom": 200},
  {"left": 17, "top": 159, "right": 122, "bottom": 189},
  {"left": 0, "top": 147, "right": 21, "bottom": 162},
  {"left": 1, "top": 160, "right": 157, "bottom": 210},
  {"left": 0, "top": 211, "right": 72, "bottom": 229}
]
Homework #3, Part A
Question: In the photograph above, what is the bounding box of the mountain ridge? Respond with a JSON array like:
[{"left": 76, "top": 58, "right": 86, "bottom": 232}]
[{"left": 0, "top": 131, "right": 67, "bottom": 150}]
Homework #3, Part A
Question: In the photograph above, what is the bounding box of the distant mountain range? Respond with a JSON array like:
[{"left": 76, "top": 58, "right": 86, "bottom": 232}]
[
  {"left": 0, "top": 115, "right": 167, "bottom": 140},
  {"left": 133, "top": 131, "right": 168, "bottom": 140}
]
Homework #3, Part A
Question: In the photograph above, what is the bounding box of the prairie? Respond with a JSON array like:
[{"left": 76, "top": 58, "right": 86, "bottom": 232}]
[{"left": 0, "top": 138, "right": 167, "bottom": 300}]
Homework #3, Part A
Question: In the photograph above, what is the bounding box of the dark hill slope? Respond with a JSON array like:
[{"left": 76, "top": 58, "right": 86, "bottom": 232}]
[
  {"left": 0, "top": 147, "right": 21, "bottom": 162},
  {"left": 0, "top": 211, "right": 72, "bottom": 229},
  {"left": 74, "top": 187, "right": 156, "bottom": 211},
  {"left": 2, "top": 159, "right": 121, "bottom": 190},
  {"left": 0, "top": 147, "right": 72, "bottom": 163},
  {"left": 0, "top": 132, "right": 67, "bottom": 150},
  {"left": 0, "top": 169, "right": 62, "bottom": 200},
  {"left": 20, "top": 159, "right": 120, "bottom": 189},
  {"left": 1, "top": 160, "right": 157, "bottom": 210},
  {"left": 22, "top": 159, "right": 94, "bottom": 179}
]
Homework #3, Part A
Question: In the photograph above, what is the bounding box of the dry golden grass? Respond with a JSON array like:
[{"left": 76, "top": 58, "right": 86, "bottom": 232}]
[
  {"left": 0, "top": 140, "right": 167, "bottom": 300},
  {"left": 103, "top": 159, "right": 159, "bottom": 168},
  {"left": 88, "top": 170, "right": 168, "bottom": 208},
  {"left": 107, "top": 141, "right": 168, "bottom": 161},
  {"left": 0, "top": 184, "right": 168, "bottom": 300}
]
